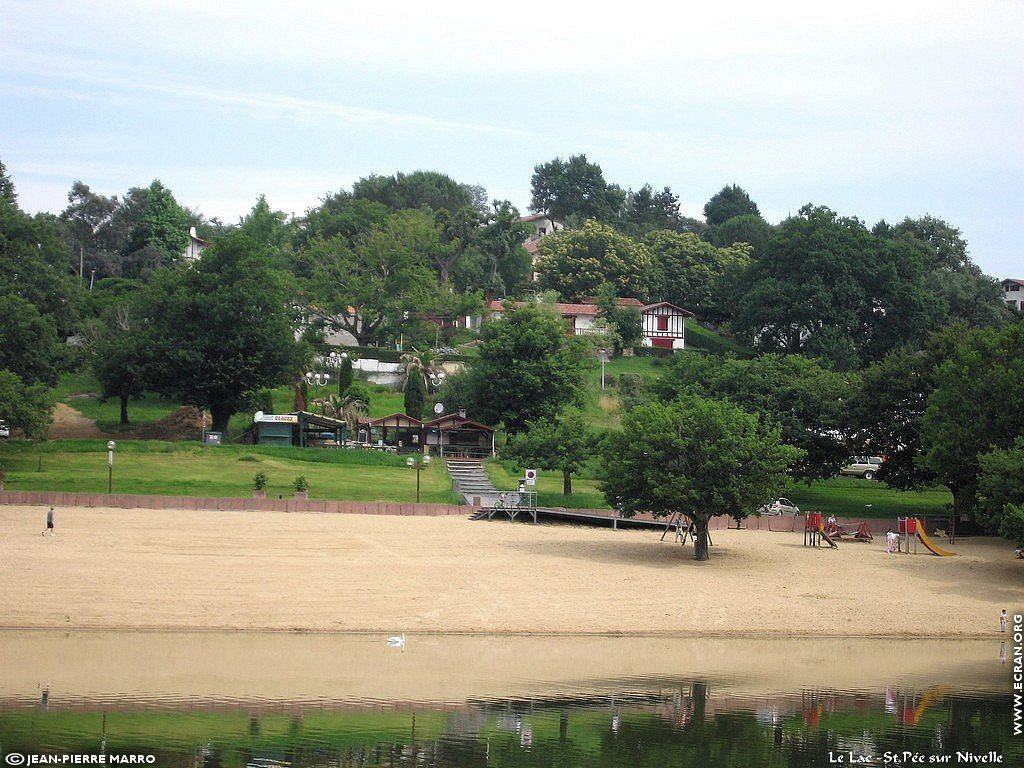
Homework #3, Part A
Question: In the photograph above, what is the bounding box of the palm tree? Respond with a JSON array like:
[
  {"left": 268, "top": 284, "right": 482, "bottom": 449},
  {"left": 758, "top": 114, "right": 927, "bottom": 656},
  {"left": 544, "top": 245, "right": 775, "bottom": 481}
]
[
  {"left": 312, "top": 393, "right": 368, "bottom": 441},
  {"left": 397, "top": 348, "right": 444, "bottom": 393}
]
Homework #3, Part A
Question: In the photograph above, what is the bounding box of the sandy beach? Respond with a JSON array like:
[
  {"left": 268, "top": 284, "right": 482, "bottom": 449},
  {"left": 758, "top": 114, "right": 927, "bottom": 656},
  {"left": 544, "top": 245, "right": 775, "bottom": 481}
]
[{"left": 1, "top": 505, "right": 1020, "bottom": 637}]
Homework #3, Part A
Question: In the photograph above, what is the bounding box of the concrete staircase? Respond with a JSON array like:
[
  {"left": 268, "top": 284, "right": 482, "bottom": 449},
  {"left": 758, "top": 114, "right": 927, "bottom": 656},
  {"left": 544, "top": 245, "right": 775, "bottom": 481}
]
[{"left": 445, "top": 459, "right": 500, "bottom": 507}]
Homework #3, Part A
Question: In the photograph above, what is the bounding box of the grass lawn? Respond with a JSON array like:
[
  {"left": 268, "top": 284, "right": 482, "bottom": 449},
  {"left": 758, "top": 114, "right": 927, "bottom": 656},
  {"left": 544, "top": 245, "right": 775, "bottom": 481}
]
[
  {"left": 786, "top": 477, "right": 952, "bottom": 520},
  {"left": 0, "top": 440, "right": 458, "bottom": 504}
]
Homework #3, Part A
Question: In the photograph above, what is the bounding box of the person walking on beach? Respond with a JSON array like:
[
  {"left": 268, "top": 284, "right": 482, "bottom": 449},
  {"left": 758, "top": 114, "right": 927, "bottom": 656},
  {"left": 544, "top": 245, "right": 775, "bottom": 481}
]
[
  {"left": 1000, "top": 609, "right": 1007, "bottom": 632},
  {"left": 43, "top": 506, "right": 54, "bottom": 536}
]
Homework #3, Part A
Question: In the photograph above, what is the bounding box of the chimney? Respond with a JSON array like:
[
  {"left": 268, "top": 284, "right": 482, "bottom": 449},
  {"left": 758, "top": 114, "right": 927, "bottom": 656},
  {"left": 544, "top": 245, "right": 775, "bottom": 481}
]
[{"left": 189, "top": 226, "right": 197, "bottom": 238}]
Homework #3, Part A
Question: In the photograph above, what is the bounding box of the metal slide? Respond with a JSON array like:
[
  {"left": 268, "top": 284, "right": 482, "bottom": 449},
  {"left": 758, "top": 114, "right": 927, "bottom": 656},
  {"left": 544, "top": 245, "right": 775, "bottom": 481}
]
[{"left": 913, "top": 518, "right": 956, "bottom": 556}]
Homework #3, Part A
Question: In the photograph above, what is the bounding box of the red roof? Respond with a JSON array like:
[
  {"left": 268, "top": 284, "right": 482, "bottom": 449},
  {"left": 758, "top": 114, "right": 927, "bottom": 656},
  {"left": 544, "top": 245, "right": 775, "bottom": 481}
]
[{"left": 642, "top": 301, "right": 695, "bottom": 317}]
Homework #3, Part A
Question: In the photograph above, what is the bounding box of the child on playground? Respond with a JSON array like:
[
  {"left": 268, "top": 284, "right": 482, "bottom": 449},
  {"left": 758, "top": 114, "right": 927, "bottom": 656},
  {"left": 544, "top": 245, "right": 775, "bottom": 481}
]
[{"left": 885, "top": 528, "right": 899, "bottom": 553}]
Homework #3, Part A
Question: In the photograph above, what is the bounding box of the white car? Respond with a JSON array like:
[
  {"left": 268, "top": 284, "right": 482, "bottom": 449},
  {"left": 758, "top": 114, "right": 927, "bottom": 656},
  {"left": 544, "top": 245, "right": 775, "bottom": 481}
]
[
  {"left": 758, "top": 498, "right": 800, "bottom": 516},
  {"left": 0, "top": 420, "right": 9, "bottom": 439},
  {"left": 840, "top": 456, "right": 883, "bottom": 480}
]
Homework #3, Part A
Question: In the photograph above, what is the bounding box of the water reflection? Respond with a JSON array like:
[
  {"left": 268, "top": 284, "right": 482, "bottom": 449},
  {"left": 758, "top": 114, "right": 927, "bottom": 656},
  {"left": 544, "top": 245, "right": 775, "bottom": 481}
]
[{"left": 0, "top": 633, "right": 1018, "bottom": 767}]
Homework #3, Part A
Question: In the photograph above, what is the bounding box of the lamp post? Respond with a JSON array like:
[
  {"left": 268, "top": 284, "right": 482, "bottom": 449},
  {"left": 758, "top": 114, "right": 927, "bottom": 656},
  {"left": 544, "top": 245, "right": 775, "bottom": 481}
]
[
  {"left": 598, "top": 349, "right": 610, "bottom": 390},
  {"left": 106, "top": 440, "right": 116, "bottom": 494},
  {"left": 326, "top": 351, "right": 348, "bottom": 396},
  {"left": 406, "top": 454, "right": 431, "bottom": 503},
  {"left": 428, "top": 370, "right": 446, "bottom": 393}
]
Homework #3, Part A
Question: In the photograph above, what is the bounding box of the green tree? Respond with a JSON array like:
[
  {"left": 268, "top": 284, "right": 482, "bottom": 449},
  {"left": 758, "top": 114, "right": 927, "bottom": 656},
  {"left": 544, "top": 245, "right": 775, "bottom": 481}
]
[
  {"left": 295, "top": 190, "right": 389, "bottom": 249},
  {"left": 601, "top": 395, "right": 801, "bottom": 560},
  {"left": 0, "top": 293, "right": 62, "bottom": 386},
  {"left": 403, "top": 366, "right": 426, "bottom": 420},
  {"left": 595, "top": 283, "right": 642, "bottom": 355},
  {"left": 921, "top": 320, "right": 1024, "bottom": 522},
  {"left": 0, "top": 369, "right": 55, "bottom": 439},
  {"left": 706, "top": 213, "right": 773, "bottom": 260},
  {"left": 89, "top": 306, "right": 151, "bottom": 426},
  {"left": 529, "top": 154, "right": 625, "bottom": 223},
  {"left": 977, "top": 440, "right": 1024, "bottom": 546},
  {"left": 139, "top": 232, "right": 302, "bottom": 431},
  {"left": 729, "top": 205, "right": 933, "bottom": 368},
  {"left": 535, "top": 220, "right": 653, "bottom": 302},
  {"left": 58, "top": 181, "right": 122, "bottom": 279},
  {"left": 240, "top": 194, "right": 291, "bottom": 251},
  {"left": 644, "top": 230, "right": 751, "bottom": 322},
  {"left": 352, "top": 171, "right": 480, "bottom": 214},
  {"left": 703, "top": 184, "right": 760, "bottom": 226},
  {"left": 476, "top": 200, "right": 534, "bottom": 295},
  {"left": 620, "top": 184, "right": 682, "bottom": 237},
  {"left": 301, "top": 211, "right": 443, "bottom": 346},
  {"left": 466, "top": 303, "right": 590, "bottom": 434},
  {"left": 124, "top": 180, "right": 190, "bottom": 274},
  {"left": 505, "top": 408, "right": 593, "bottom": 495},
  {"left": 656, "top": 353, "right": 853, "bottom": 483}
]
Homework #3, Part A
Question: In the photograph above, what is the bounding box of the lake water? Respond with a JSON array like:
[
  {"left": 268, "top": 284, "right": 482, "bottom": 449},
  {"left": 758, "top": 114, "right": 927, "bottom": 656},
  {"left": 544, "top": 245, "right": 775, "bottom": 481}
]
[{"left": 0, "top": 632, "right": 1019, "bottom": 767}]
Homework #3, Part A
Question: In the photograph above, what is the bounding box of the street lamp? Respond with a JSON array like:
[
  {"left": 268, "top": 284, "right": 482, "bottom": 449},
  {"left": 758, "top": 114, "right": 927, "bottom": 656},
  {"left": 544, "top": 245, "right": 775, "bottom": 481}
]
[
  {"left": 406, "top": 454, "right": 432, "bottom": 503},
  {"left": 598, "top": 349, "right": 610, "bottom": 390},
  {"left": 326, "top": 351, "right": 348, "bottom": 396},
  {"left": 305, "top": 370, "right": 330, "bottom": 389},
  {"left": 106, "top": 440, "right": 116, "bottom": 494},
  {"left": 428, "top": 370, "right": 446, "bottom": 393}
]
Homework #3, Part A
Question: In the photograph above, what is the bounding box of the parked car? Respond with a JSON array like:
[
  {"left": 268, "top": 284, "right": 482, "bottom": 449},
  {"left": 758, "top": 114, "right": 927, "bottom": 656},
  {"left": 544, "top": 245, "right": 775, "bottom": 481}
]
[
  {"left": 839, "top": 456, "right": 883, "bottom": 480},
  {"left": 757, "top": 498, "right": 800, "bottom": 516},
  {"left": 0, "top": 419, "right": 9, "bottom": 439}
]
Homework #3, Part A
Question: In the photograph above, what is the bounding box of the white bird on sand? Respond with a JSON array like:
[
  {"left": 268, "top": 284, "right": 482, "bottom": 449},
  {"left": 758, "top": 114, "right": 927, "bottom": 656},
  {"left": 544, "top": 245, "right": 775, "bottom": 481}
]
[{"left": 386, "top": 633, "right": 406, "bottom": 647}]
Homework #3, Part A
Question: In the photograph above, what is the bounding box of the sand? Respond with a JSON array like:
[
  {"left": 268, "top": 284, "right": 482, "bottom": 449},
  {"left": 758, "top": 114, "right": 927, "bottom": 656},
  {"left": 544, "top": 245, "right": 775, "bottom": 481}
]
[{"left": 1, "top": 505, "right": 1020, "bottom": 637}]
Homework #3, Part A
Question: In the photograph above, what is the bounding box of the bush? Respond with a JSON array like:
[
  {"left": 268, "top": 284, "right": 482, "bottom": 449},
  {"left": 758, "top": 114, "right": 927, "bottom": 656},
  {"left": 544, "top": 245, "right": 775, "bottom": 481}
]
[
  {"left": 252, "top": 472, "right": 268, "bottom": 490},
  {"left": 292, "top": 475, "right": 309, "bottom": 492}
]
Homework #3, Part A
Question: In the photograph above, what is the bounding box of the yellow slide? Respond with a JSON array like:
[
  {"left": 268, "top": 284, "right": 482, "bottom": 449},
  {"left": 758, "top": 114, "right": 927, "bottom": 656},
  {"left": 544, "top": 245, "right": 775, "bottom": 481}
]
[
  {"left": 914, "top": 519, "right": 956, "bottom": 556},
  {"left": 816, "top": 524, "right": 839, "bottom": 548}
]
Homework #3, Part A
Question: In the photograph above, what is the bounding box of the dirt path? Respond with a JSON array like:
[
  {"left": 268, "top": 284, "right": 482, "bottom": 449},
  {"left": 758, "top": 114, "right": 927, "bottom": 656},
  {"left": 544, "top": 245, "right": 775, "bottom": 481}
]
[{"left": 47, "top": 402, "right": 111, "bottom": 440}]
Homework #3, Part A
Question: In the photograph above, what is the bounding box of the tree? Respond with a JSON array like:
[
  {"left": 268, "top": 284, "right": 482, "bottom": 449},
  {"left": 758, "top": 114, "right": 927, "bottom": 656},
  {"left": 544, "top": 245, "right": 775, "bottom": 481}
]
[
  {"left": 620, "top": 185, "right": 682, "bottom": 237},
  {"left": 728, "top": 205, "right": 933, "bottom": 369},
  {"left": 89, "top": 305, "right": 151, "bottom": 426},
  {"left": 505, "top": 408, "right": 593, "bottom": 495},
  {"left": 476, "top": 200, "right": 534, "bottom": 295},
  {"left": 601, "top": 395, "right": 801, "bottom": 560},
  {"left": 352, "top": 171, "right": 480, "bottom": 214},
  {"left": 529, "top": 155, "right": 624, "bottom": 223},
  {"left": 124, "top": 180, "right": 190, "bottom": 274},
  {"left": 240, "top": 194, "right": 291, "bottom": 251},
  {"left": 433, "top": 205, "right": 480, "bottom": 284},
  {"left": 920, "top": 320, "right": 1024, "bottom": 523},
  {"left": 0, "top": 369, "right": 55, "bottom": 440},
  {"left": 594, "top": 283, "right": 642, "bottom": 355},
  {"left": 0, "top": 293, "right": 62, "bottom": 386},
  {"left": 655, "top": 353, "right": 853, "bottom": 483},
  {"left": 301, "top": 211, "right": 444, "bottom": 346},
  {"left": 465, "top": 303, "right": 590, "bottom": 434},
  {"left": 403, "top": 367, "right": 426, "bottom": 420},
  {"left": 644, "top": 230, "right": 751, "bottom": 322},
  {"left": 138, "top": 232, "right": 302, "bottom": 431},
  {"left": 977, "top": 440, "right": 1024, "bottom": 546},
  {"left": 535, "top": 220, "right": 653, "bottom": 302},
  {"left": 295, "top": 190, "right": 389, "bottom": 249},
  {"left": 59, "top": 181, "right": 122, "bottom": 279},
  {"left": 706, "top": 213, "right": 773, "bottom": 260},
  {"left": 703, "top": 184, "right": 760, "bottom": 227}
]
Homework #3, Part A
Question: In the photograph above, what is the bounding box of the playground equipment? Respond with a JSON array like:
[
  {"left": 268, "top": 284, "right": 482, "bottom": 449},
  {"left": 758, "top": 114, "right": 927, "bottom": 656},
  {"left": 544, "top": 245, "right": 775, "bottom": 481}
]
[
  {"left": 894, "top": 517, "right": 956, "bottom": 556},
  {"left": 826, "top": 520, "right": 874, "bottom": 542},
  {"left": 913, "top": 518, "right": 956, "bottom": 556},
  {"left": 803, "top": 512, "right": 838, "bottom": 549},
  {"left": 660, "top": 512, "right": 713, "bottom": 547}
]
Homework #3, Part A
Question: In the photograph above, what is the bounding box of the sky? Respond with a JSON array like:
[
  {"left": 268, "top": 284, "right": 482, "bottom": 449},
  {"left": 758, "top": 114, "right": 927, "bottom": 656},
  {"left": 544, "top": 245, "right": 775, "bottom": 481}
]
[{"left": 2, "top": 0, "right": 1022, "bottom": 277}]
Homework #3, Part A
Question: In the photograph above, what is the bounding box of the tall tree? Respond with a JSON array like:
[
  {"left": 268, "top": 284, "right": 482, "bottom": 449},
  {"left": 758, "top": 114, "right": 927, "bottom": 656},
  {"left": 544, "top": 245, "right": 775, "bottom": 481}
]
[
  {"left": 466, "top": 303, "right": 590, "bottom": 433},
  {"left": 138, "top": 232, "right": 302, "bottom": 431},
  {"left": 620, "top": 184, "right": 682, "bottom": 236},
  {"left": 0, "top": 293, "right": 62, "bottom": 387},
  {"left": 301, "top": 211, "right": 444, "bottom": 346},
  {"left": 123, "top": 180, "right": 191, "bottom": 275},
  {"left": 601, "top": 395, "right": 801, "bottom": 561},
  {"left": 0, "top": 369, "right": 55, "bottom": 440},
  {"left": 705, "top": 213, "right": 773, "bottom": 260},
  {"left": 529, "top": 155, "right": 625, "bottom": 223},
  {"left": 920, "top": 320, "right": 1024, "bottom": 523},
  {"left": 644, "top": 230, "right": 751, "bottom": 322},
  {"left": 476, "top": 200, "right": 533, "bottom": 295},
  {"left": 656, "top": 353, "right": 854, "bottom": 483},
  {"left": 535, "top": 220, "right": 653, "bottom": 302},
  {"left": 703, "top": 184, "right": 760, "bottom": 226},
  {"left": 353, "top": 171, "right": 480, "bottom": 214},
  {"left": 505, "top": 408, "right": 593, "bottom": 495}
]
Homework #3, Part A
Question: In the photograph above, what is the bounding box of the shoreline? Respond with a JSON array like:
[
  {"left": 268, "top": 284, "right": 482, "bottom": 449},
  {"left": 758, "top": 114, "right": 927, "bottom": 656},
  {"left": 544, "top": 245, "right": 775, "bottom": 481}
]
[{"left": 1, "top": 505, "right": 1019, "bottom": 637}]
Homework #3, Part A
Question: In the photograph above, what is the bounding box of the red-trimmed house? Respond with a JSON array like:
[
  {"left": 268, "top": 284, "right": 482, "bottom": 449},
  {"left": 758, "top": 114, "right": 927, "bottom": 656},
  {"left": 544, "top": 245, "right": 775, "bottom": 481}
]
[{"left": 641, "top": 302, "right": 694, "bottom": 351}]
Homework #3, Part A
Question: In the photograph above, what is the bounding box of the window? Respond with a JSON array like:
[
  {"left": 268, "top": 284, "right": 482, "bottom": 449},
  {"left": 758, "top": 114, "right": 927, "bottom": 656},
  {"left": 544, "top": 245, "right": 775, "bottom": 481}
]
[
  {"left": 1010, "top": 284, "right": 1020, "bottom": 292},
  {"left": 656, "top": 315, "right": 669, "bottom": 331}
]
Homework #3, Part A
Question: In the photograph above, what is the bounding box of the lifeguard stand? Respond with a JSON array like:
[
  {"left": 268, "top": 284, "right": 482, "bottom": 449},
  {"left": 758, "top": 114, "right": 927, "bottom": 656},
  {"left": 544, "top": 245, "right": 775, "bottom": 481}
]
[{"left": 897, "top": 517, "right": 918, "bottom": 554}]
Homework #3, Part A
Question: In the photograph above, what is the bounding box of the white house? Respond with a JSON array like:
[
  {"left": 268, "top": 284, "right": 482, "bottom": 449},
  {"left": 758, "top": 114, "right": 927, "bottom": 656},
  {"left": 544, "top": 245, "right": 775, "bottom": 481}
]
[
  {"left": 518, "top": 213, "right": 564, "bottom": 281},
  {"left": 1002, "top": 278, "right": 1024, "bottom": 311},
  {"left": 640, "top": 302, "right": 693, "bottom": 350},
  {"left": 182, "top": 226, "right": 208, "bottom": 262}
]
